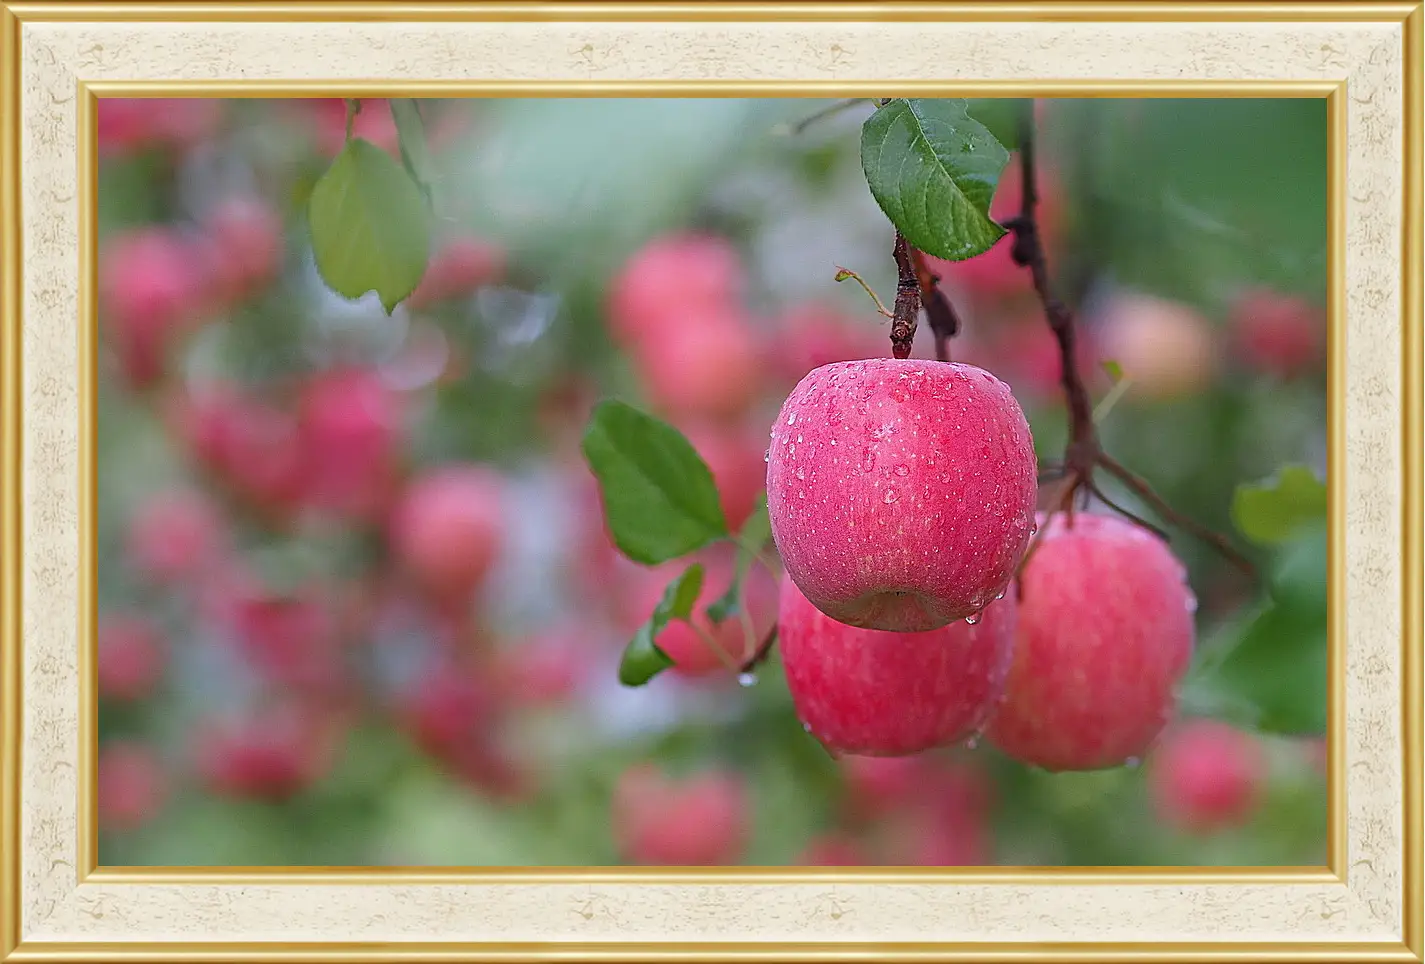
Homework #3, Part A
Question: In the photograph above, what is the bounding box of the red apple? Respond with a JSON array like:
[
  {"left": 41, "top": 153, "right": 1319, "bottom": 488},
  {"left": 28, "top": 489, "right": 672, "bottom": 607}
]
[
  {"left": 193, "top": 706, "right": 336, "bottom": 802},
  {"left": 389, "top": 465, "right": 505, "bottom": 604},
  {"left": 97, "top": 614, "right": 165, "bottom": 703},
  {"left": 202, "top": 196, "right": 284, "bottom": 303},
  {"left": 988, "top": 512, "right": 1196, "bottom": 771},
  {"left": 633, "top": 308, "right": 763, "bottom": 422},
  {"left": 1148, "top": 720, "right": 1265, "bottom": 833},
  {"left": 227, "top": 589, "right": 344, "bottom": 695},
  {"left": 1093, "top": 292, "right": 1216, "bottom": 399},
  {"left": 99, "top": 227, "right": 209, "bottom": 388},
  {"left": 496, "top": 629, "right": 589, "bottom": 705},
  {"left": 297, "top": 367, "right": 403, "bottom": 520},
  {"left": 607, "top": 234, "right": 743, "bottom": 347},
  {"left": 399, "top": 663, "right": 500, "bottom": 762},
  {"left": 125, "top": 489, "right": 224, "bottom": 587},
  {"left": 766, "top": 358, "right": 1037, "bottom": 632},
  {"left": 97, "top": 99, "right": 223, "bottom": 158},
  {"left": 779, "top": 576, "right": 1016, "bottom": 756},
  {"left": 612, "top": 764, "right": 750, "bottom": 866},
  {"left": 98, "top": 741, "right": 168, "bottom": 831},
  {"left": 1228, "top": 287, "right": 1325, "bottom": 379}
]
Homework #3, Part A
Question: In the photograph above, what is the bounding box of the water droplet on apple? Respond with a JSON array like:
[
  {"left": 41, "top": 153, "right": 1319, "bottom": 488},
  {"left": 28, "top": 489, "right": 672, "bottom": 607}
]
[
  {"left": 964, "top": 613, "right": 980, "bottom": 625},
  {"left": 894, "top": 464, "right": 909, "bottom": 477},
  {"left": 994, "top": 592, "right": 1005, "bottom": 601},
  {"left": 795, "top": 467, "right": 805, "bottom": 480},
  {"left": 861, "top": 449, "right": 876, "bottom": 472},
  {"left": 763, "top": 449, "right": 770, "bottom": 463},
  {"left": 787, "top": 412, "right": 797, "bottom": 425},
  {"left": 883, "top": 489, "right": 898, "bottom": 504},
  {"left": 737, "top": 672, "right": 758, "bottom": 688}
]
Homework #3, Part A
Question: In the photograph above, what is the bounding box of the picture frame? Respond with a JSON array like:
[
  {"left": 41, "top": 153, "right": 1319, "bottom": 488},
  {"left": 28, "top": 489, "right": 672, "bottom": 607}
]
[{"left": 0, "top": 2, "right": 1419, "bottom": 960}]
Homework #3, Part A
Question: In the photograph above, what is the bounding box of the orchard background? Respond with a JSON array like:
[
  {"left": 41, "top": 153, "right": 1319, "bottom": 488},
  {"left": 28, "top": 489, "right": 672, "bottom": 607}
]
[{"left": 96, "top": 97, "right": 1329, "bottom": 868}]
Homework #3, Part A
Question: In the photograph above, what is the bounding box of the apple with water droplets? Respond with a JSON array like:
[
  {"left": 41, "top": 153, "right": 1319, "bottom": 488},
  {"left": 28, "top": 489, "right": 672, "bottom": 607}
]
[
  {"left": 987, "top": 512, "right": 1196, "bottom": 771},
  {"left": 778, "top": 575, "right": 1016, "bottom": 756},
  {"left": 766, "top": 358, "right": 1037, "bottom": 632}
]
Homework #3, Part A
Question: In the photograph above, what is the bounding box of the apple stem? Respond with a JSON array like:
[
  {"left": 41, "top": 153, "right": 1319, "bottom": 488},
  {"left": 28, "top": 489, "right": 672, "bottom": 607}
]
[
  {"left": 343, "top": 99, "right": 361, "bottom": 142},
  {"left": 889, "top": 233, "right": 921, "bottom": 359},
  {"left": 1006, "top": 103, "right": 1258, "bottom": 584}
]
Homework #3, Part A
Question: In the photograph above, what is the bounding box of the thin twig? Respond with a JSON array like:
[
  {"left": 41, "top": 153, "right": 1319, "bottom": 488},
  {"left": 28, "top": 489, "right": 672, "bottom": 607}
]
[
  {"left": 738, "top": 626, "right": 779, "bottom": 676},
  {"left": 834, "top": 266, "right": 894, "bottom": 318},
  {"left": 1086, "top": 480, "right": 1171, "bottom": 542},
  {"left": 1007, "top": 106, "right": 1256, "bottom": 584},
  {"left": 786, "top": 98, "right": 870, "bottom": 135},
  {"left": 344, "top": 99, "right": 361, "bottom": 141},
  {"left": 1097, "top": 454, "right": 1257, "bottom": 577}
]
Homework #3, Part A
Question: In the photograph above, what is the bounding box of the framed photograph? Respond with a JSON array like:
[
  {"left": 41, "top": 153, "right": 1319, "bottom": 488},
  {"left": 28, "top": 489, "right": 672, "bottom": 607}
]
[{"left": 1, "top": 2, "right": 1419, "bottom": 961}]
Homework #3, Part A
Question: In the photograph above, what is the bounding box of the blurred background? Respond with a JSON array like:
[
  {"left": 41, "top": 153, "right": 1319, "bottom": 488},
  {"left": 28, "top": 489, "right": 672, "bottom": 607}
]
[{"left": 96, "top": 97, "right": 1328, "bottom": 867}]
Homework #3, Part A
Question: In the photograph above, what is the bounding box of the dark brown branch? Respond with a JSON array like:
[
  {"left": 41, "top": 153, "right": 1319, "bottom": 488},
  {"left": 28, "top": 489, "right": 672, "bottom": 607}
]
[
  {"left": 1008, "top": 105, "right": 1256, "bottom": 585},
  {"left": 1086, "top": 479, "right": 1171, "bottom": 542},
  {"left": 1004, "top": 107, "right": 1096, "bottom": 483},
  {"left": 909, "top": 247, "right": 961, "bottom": 361},
  {"left": 889, "top": 233, "right": 921, "bottom": 359},
  {"left": 1097, "top": 454, "right": 1257, "bottom": 578}
]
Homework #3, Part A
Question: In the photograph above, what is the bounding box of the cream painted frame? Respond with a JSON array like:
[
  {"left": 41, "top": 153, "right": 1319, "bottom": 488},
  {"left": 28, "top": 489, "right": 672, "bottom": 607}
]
[{"left": 0, "top": 3, "right": 1419, "bottom": 961}]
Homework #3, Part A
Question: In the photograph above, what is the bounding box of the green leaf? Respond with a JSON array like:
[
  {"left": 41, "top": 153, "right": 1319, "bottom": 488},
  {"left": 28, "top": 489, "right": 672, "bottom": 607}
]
[
  {"left": 706, "top": 496, "right": 771, "bottom": 625},
  {"left": 307, "top": 137, "right": 431, "bottom": 314},
  {"left": 1101, "top": 359, "right": 1124, "bottom": 383},
  {"left": 861, "top": 98, "right": 1011, "bottom": 262},
  {"left": 1185, "top": 527, "right": 1328, "bottom": 737},
  {"left": 966, "top": 98, "right": 1026, "bottom": 150},
  {"left": 619, "top": 564, "right": 705, "bottom": 686},
  {"left": 580, "top": 400, "right": 729, "bottom": 565},
  {"left": 1231, "top": 465, "right": 1327, "bottom": 546},
  {"left": 1201, "top": 602, "right": 1327, "bottom": 735},
  {"left": 389, "top": 99, "right": 434, "bottom": 209}
]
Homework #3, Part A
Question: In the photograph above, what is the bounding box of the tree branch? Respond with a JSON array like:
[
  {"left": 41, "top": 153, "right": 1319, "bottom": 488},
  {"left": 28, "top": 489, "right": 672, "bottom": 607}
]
[
  {"left": 889, "top": 233, "right": 921, "bottom": 359},
  {"left": 1097, "top": 454, "right": 1257, "bottom": 578},
  {"left": 1007, "top": 104, "right": 1257, "bottom": 585}
]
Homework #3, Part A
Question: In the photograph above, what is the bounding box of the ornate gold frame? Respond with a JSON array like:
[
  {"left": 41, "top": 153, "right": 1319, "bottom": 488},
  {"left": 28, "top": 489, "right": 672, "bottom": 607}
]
[{"left": 1, "top": 3, "right": 1419, "bottom": 961}]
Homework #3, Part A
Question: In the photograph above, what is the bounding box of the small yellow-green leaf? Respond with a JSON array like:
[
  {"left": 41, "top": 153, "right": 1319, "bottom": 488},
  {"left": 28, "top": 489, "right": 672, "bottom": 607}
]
[
  {"left": 1231, "top": 465, "right": 1327, "bottom": 546},
  {"left": 307, "top": 137, "right": 431, "bottom": 314}
]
